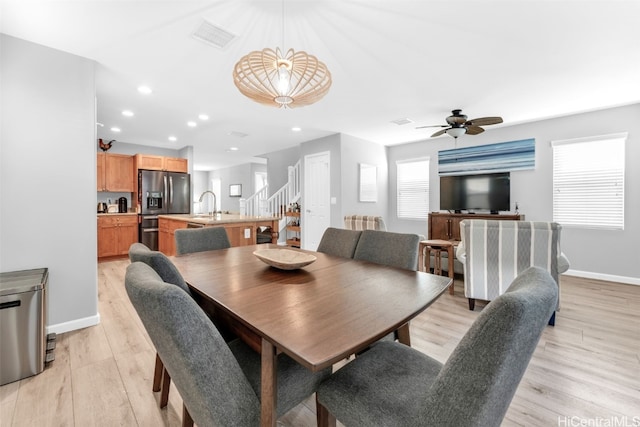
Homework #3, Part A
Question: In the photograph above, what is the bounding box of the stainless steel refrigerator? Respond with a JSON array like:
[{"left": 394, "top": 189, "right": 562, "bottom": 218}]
[{"left": 139, "top": 170, "right": 190, "bottom": 250}]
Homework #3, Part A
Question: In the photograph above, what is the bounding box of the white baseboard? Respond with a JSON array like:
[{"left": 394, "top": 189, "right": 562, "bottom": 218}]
[
  {"left": 46, "top": 313, "right": 101, "bottom": 335},
  {"left": 564, "top": 269, "right": 640, "bottom": 286}
]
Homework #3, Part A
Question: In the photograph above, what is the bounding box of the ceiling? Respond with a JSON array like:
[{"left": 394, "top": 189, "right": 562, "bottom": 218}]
[{"left": 3, "top": 1, "right": 639, "bottom": 171}]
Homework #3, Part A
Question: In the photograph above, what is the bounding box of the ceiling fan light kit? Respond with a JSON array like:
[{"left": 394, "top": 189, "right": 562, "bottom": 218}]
[
  {"left": 417, "top": 109, "right": 503, "bottom": 139},
  {"left": 233, "top": 47, "right": 332, "bottom": 108}
]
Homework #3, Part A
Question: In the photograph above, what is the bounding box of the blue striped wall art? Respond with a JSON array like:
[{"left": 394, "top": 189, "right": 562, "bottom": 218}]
[{"left": 438, "top": 138, "right": 535, "bottom": 176}]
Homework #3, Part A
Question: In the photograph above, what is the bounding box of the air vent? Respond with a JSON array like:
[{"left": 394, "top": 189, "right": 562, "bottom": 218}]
[
  {"left": 228, "top": 131, "right": 248, "bottom": 138},
  {"left": 391, "top": 118, "right": 414, "bottom": 126},
  {"left": 192, "top": 19, "right": 236, "bottom": 49}
]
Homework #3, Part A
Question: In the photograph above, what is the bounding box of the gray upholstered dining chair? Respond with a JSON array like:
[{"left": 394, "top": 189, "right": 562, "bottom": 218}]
[
  {"left": 125, "top": 262, "right": 331, "bottom": 427},
  {"left": 128, "top": 242, "right": 190, "bottom": 408},
  {"left": 174, "top": 226, "right": 231, "bottom": 255},
  {"left": 316, "top": 227, "right": 362, "bottom": 258},
  {"left": 316, "top": 266, "right": 558, "bottom": 427},
  {"left": 353, "top": 229, "right": 420, "bottom": 271}
]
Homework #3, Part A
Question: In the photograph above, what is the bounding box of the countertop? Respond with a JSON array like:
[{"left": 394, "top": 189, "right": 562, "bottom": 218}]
[
  {"left": 158, "top": 213, "right": 280, "bottom": 225},
  {"left": 97, "top": 212, "right": 138, "bottom": 216}
]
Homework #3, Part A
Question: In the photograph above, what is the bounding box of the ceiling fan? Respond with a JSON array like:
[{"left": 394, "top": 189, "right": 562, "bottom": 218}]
[{"left": 416, "top": 109, "right": 503, "bottom": 139}]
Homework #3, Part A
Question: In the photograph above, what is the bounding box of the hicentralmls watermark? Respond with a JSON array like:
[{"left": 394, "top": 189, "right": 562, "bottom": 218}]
[{"left": 558, "top": 416, "right": 640, "bottom": 427}]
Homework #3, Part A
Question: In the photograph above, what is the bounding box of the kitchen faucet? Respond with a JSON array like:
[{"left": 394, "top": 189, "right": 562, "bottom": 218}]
[{"left": 198, "top": 190, "right": 217, "bottom": 217}]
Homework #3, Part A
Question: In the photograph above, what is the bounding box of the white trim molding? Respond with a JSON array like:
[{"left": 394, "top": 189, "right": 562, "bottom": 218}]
[
  {"left": 46, "top": 313, "right": 101, "bottom": 335},
  {"left": 563, "top": 269, "right": 640, "bottom": 286}
]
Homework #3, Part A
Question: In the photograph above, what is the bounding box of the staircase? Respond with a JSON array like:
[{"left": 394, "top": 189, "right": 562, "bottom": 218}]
[{"left": 242, "top": 160, "right": 301, "bottom": 239}]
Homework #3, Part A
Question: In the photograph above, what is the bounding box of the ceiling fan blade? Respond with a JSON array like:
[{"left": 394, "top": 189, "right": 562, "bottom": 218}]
[
  {"left": 431, "top": 128, "right": 448, "bottom": 137},
  {"left": 465, "top": 125, "right": 485, "bottom": 135},
  {"left": 466, "top": 116, "right": 503, "bottom": 126},
  {"left": 416, "top": 124, "right": 447, "bottom": 129}
]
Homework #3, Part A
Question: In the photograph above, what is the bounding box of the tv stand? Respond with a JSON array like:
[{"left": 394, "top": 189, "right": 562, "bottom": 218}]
[{"left": 428, "top": 212, "right": 524, "bottom": 241}]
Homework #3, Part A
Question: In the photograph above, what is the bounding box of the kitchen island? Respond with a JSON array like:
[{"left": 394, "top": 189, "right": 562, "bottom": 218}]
[{"left": 158, "top": 214, "right": 280, "bottom": 256}]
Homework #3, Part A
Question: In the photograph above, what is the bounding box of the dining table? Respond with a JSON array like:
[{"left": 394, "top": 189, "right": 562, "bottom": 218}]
[{"left": 171, "top": 243, "right": 452, "bottom": 427}]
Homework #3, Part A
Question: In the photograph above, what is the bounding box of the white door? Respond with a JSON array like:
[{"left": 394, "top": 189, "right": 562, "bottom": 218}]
[{"left": 303, "top": 151, "right": 331, "bottom": 250}]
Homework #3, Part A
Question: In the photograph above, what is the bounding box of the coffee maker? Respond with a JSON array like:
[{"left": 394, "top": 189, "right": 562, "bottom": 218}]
[{"left": 118, "top": 197, "right": 128, "bottom": 213}]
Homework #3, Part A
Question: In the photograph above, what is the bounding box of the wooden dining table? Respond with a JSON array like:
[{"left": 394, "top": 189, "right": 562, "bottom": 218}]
[{"left": 171, "top": 243, "right": 452, "bottom": 427}]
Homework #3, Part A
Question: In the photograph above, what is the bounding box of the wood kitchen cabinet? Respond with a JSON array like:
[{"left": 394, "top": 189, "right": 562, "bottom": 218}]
[
  {"left": 158, "top": 217, "right": 187, "bottom": 256},
  {"left": 428, "top": 212, "right": 524, "bottom": 241},
  {"left": 135, "top": 154, "right": 188, "bottom": 173},
  {"left": 97, "top": 153, "right": 135, "bottom": 192},
  {"left": 98, "top": 215, "right": 138, "bottom": 258}
]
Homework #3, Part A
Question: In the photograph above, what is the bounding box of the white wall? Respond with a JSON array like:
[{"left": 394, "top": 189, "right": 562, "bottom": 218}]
[
  {"left": 209, "top": 162, "right": 266, "bottom": 213},
  {"left": 340, "top": 134, "right": 389, "bottom": 221},
  {"left": 388, "top": 103, "right": 640, "bottom": 284},
  {"left": 0, "top": 35, "right": 99, "bottom": 333}
]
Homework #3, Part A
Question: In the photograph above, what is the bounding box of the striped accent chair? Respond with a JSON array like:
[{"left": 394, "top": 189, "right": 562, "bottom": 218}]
[
  {"left": 456, "top": 220, "right": 567, "bottom": 325},
  {"left": 344, "top": 215, "right": 387, "bottom": 231}
]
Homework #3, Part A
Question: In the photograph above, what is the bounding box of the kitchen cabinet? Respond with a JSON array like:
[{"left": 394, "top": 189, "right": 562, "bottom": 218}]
[
  {"left": 98, "top": 215, "right": 138, "bottom": 258},
  {"left": 158, "top": 216, "right": 279, "bottom": 256},
  {"left": 158, "top": 217, "right": 187, "bottom": 256},
  {"left": 135, "top": 154, "right": 188, "bottom": 173},
  {"left": 428, "top": 212, "right": 524, "bottom": 241},
  {"left": 97, "top": 153, "right": 135, "bottom": 192}
]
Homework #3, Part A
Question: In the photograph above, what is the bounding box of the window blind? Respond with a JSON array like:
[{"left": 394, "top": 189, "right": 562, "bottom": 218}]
[
  {"left": 552, "top": 133, "right": 626, "bottom": 230},
  {"left": 397, "top": 157, "right": 430, "bottom": 219}
]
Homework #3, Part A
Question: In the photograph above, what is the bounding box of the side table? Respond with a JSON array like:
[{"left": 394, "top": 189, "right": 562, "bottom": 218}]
[{"left": 419, "top": 239, "right": 455, "bottom": 295}]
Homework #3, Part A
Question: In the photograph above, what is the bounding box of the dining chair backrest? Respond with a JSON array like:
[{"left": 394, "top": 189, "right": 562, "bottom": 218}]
[
  {"left": 174, "top": 227, "right": 231, "bottom": 255},
  {"left": 125, "top": 262, "right": 261, "bottom": 426},
  {"left": 128, "top": 243, "right": 190, "bottom": 295},
  {"left": 353, "top": 230, "right": 420, "bottom": 270},
  {"left": 344, "top": 215, "right": 387, "bottom": 231},
  {"left": 422, "top": 266, "right": 557, "bottom": 425},
  {"left": 316, "top": 266, "right": 558, "bottom": 427},
  {"left": 316, "top": 227, "right": 363, "bottom": 259}
]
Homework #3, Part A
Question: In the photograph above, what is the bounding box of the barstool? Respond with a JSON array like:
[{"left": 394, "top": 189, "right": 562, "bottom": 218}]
[{"left": 419, "top": 239, "right": 455, "bottom": 295}]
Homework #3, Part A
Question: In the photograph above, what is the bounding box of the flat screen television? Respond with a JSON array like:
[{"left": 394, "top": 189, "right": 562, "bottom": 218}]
[{"left": 440, "top": 172, "right": 510, "bottom": 213}]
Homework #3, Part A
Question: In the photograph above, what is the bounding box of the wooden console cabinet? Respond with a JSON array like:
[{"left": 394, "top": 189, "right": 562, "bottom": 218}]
[{"left": 428, "top": 212, "right": 524, "bottom": 241}]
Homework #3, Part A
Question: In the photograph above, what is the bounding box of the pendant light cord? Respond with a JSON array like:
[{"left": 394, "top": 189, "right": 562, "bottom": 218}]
[{"left": 281, "top": 0, "right": 285, "bottom": 50}]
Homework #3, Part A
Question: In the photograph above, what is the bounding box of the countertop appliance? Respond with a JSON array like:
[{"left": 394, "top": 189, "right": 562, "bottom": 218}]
[
  {"left": 0, "top": 268, "right": 51, "bottom": 385},
  {"left": 118, "top": 197, "right": 128, "bottom": 213},
  {"left": 139, "top": 170, "right": 190, "bottom": 250},
  {"left": 97, "top": 202, "right": 107, "bottom": 213}
]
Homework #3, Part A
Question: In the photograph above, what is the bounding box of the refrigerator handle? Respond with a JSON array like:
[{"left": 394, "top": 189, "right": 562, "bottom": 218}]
[
  {"left": 169, "top": 176, "right": 173, "bottom": 205},
  {"left": 163, "top": 175, "right": 168, "bottom": 207}
]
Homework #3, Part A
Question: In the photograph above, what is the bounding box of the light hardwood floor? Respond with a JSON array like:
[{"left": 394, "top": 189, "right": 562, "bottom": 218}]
[{"left": 1, "top": 259, "right": 639, "bottom": 426}]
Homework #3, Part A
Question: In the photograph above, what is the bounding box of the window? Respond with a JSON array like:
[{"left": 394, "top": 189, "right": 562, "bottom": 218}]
[
  {"left": 552, "top": 133, "right": 626, "bottom": 230},
  {"left": 397, "top": 157, "right": 430, "bottom": 219}
]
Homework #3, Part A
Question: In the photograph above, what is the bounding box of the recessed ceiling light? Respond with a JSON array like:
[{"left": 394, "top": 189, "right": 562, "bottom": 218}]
[
  {"left": 291, "top": 127, "right": 302, "bottom": 132},
  {"left": 122, "top": 110, "right": 134, "bottom": 117},
  {"left": 168, "top": 136, "right": 177, "bottom": 142},
  {"left": 110, "top": 127, "right": 121, "bottom": 132},
  {"left": 228, "top": 147, "right": 239, "bottom": 151},
  {"left": 198, "top": 114, "right": 209, "bottom": 121},
  {"left": 96, "top": 122, "right": 104, "bottom": 127},
  {"left": 187, "top": 121, "right": 197, "bottom": 127},
  {"left": 137, "top": 85, "right": 152, "bottom": 95}
]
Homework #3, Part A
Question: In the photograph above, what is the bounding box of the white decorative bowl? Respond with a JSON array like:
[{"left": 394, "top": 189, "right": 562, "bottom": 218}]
[{"left": 253, "top": 248, "right": 317, "bottom": 270}]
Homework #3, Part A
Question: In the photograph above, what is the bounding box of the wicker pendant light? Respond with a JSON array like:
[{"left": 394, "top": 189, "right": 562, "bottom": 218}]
[{"left": 232, "top": 1, "right": 331, "bottom": 108}]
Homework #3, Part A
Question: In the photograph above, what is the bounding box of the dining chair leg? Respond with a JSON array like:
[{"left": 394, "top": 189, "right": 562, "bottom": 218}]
[
  {"left": 160, "top": 367, "right": 171, "bottom": 408},
  {"left": 316, "top": 395, "right": 336, "bottom": 427},
  {"left": 152, "top": 353, "right": 163, "bottom": 392},
  {"left": 182, "top": 404, "right": 194, "bottom": 427}
]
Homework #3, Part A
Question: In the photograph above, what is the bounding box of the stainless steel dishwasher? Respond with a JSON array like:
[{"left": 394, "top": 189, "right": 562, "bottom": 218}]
[{"left": 0, "top": 268, "right": 50, "bottom": 385}]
